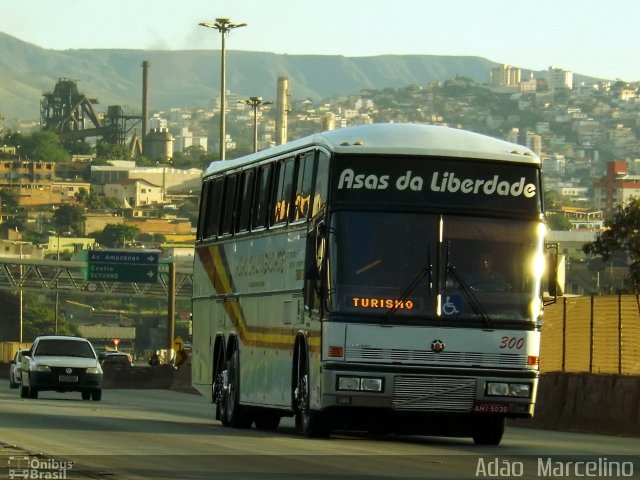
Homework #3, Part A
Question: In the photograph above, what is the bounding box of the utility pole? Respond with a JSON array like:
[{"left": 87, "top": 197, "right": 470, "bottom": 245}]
[
  {"left": 199, "top": 18, "right": 247, "bottom": 160},
  {"left": 242, "top": 96, "right": 272, "bottom": 152}
]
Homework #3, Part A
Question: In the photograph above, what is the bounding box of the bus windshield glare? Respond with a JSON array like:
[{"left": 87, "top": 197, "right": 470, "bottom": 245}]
[{"left": 328, "top": 212, "right": 544, "bottom": 324}]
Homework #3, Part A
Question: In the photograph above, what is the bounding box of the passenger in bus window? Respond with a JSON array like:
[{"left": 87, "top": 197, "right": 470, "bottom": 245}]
[{"left": 466, "top": 252, "right": 511, "bottom": 293}]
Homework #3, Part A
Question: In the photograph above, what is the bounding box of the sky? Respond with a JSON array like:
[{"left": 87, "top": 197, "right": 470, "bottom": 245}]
[{"left": 0, "top": 0, "right": 638, "bottom": 82}]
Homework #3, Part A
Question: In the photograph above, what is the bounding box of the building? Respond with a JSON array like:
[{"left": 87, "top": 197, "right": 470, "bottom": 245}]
[
  {"left": 98, "top": 179, "right": 164, "bottom": 208},
  {"left": 489, "top": 64, "right": 521, "bottom": 87},
  {"left": 174, "top": 126, "right": 208, "bottom": 153},
  {"left": 145, "top": 128, "right": 174, "bottom": 160},
  {"left": 593, "top": 161, "right": 640, "bottom": 218},
  {"left": 0, "top": 159, "right": 55, "bottom": 186},
  {"left": 91, "top": 165, "right": 203, "bottom": 197},
  {"left": 547, "top": 66, "right": 573, "bottom": 91}
]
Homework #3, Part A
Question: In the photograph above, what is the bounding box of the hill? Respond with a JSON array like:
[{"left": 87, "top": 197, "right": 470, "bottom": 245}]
[{"left": 0, "top": 31, "right": 600, "bottom": 123}]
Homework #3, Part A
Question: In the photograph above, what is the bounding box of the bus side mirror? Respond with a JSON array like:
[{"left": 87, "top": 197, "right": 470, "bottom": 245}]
[
  {"left": 544, "top": 242, "right": 565, "bottom": 305},
  {"left": 305, "top": 231, "right": 319, "bottom": 281}
]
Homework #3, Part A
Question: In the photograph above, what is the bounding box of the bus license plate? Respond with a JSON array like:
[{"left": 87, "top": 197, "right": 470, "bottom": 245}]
[
  {"left": 59, "top": 375, "right": 78, "bottom": 383},
  {"left": 473, "top": 402, "right": 508, "bottom": 414}
]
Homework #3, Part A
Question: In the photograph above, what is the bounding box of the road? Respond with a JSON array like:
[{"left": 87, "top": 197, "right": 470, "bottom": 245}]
[{"left": 1, "top": 380, "right": 639, "bottom": 479}]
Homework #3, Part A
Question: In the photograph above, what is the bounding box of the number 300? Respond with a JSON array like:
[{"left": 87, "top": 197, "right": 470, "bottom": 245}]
[{"left": 499, "top": 336, "right": 524, "bottom": 349}]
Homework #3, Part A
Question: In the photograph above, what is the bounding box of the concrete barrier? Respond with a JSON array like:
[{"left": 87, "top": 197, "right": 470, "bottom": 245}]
[
  {"left": 103, "top": 362, "right": 197, "bottom": 393},
  {"left": 511, "top": 372, "right": 640, "bottom": 436}
]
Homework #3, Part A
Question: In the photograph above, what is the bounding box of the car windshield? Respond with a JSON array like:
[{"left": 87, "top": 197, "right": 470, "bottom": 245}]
[
  {"left": 34, "top": 339, "right": 95, "bottom": 358},
  {"left": 327, "top": 211, "right": 544, "bottom": 324}
]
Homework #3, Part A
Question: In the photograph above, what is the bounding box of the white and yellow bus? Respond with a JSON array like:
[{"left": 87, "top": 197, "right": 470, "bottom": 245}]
[{"left": 192, "top": 123, "right": 554, "bottom": 445}]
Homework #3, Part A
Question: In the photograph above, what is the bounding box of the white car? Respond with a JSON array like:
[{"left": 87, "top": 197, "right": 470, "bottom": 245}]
[
  {"left": 20, "top": 335, "right": 103, "bottom": 401},
  {"left": 9, "top": 349, "right": 27, "bottom": 389}
]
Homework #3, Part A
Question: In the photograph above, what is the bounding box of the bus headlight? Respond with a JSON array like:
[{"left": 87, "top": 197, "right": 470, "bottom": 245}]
[
  {"left": 360, "top": 378, "right": 383, "bottom": 392},
  {"left": 337, "top": 376, "right": 384, "bottom": 392},
  {"left": 337, "top": 376, "right": 360, "bottom": 391},
  {"left": 507, "top": 383, "right": 531, "bottom": 397},
  {"left": 486, "top": 382, "right": 531, "bottom": 398}
]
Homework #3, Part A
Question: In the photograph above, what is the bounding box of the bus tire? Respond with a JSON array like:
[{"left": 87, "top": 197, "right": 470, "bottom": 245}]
[
  {"left": 471, "top": 416, "right": 505, "bottom": 445},
  {"left": 224, "top": 347, "right": 253, "bottom": 429},
  {"left": 212, "top": 338, "right": 227, "bottom": 425},
  {"left": 294, "top": 342, "right": 329, "bottom": 438}
]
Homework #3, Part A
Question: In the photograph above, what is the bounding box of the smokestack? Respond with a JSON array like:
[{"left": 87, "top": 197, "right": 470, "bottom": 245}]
[
  {"left": 276, "top": 76, "right": 289, "bottom": 145},
  {"left": 141, "top": 60, "right": 150, "bottom": 152}
]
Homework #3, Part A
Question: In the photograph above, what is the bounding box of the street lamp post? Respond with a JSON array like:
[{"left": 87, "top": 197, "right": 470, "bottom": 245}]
[
  {"left": 12, "top": 240, "right": 29, "bottom": 343},
  {"left": 243, "top": 97, "right": 272, "bottom": 152},
  {"left": 199, "top": 17, "right": 247, "bottom": 161}
]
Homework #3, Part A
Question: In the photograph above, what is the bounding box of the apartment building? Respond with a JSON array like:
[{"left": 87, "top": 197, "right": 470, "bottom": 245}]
[{"left": 593, "top": 161, "right": 640, "bottom": 217}]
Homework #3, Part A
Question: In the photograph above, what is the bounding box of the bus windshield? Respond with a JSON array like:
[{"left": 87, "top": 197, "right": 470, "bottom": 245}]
[{"left": 328, "top": 212, "right": 543, "bottom": 324}]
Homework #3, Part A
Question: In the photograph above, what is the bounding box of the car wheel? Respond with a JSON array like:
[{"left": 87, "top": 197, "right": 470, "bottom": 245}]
[
  {"left": 82, "top": 391, "right": 91, "bottom": 401},
  {"left": 28, "top": 385, "right": 38, "bottom": 399},
  {"left": 9, "top": 375, "right": 17, "bottom": 389},
  {"left": 91, "top": 389, "right": 102, "bottom": 401},
  {"left": 20, "top": 385, "right": 28, "bottom": 398}
]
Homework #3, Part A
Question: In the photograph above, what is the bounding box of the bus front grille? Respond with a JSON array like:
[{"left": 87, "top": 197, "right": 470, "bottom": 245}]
[
  {"left": 346, "top": 346, "right": 526, "bottom": 368},
  {"left": 392, "top": 376, "right": 476, "bottom": 411}
]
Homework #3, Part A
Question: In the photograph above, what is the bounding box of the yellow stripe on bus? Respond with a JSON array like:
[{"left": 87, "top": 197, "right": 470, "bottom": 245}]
[{"left": 200, "top": 245, "right": 320, "bottom": 352}]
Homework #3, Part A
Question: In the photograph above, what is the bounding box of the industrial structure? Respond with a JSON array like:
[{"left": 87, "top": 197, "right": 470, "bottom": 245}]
[
  {"left": 40, "top": 78, "right": 143, "bottom": 157},
  {"left": 276, "top": 76, "right": 290, "bottom": 145}
]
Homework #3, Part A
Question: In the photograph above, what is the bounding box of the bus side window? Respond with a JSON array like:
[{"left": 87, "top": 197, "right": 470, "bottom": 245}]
[
  {"left": 312, "top": 151, "right": 329, "bottom": 217},
  {"left": 203, "top": 177, "right": 223, "bottom": 239},
  {"left": 292, "top": 151, "right": 315, "bottom": 223},
  {"left": 272, "top": 158, "right": 295, "bottom": 226},
  {"left": 252, "top": 164, "right": 272, "bottom": 230},
  {"left": 220, "top": 173, "right": 239, "bottom": 236},
  {"left": 237, "top": 169, "right": 256, "bottom": 233},
  {"left": 196, "top": 180, "right": 211, "bottom": 240}
]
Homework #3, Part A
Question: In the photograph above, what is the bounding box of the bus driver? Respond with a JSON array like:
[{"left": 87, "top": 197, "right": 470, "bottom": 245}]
[{"left": 466, "top": 252, "right": 511, "bottom": 293}]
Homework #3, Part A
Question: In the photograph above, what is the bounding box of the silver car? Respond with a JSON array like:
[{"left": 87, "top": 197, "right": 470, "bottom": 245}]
[{"left": 9, "top": 349, "right": 27, "bottom": 389}]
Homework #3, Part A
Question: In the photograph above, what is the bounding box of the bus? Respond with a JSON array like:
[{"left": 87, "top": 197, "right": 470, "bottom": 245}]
[{"left": 191, "top": 123, "right": 556, "bottom": 445}]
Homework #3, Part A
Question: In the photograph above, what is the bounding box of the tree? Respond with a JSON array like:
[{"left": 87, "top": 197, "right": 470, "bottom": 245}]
[
  {"left": 96, "top": 141, "right": 131, "bottom": 160},
  {"left": 21, "top": 131, "right": 70, "bottom": 163},
  {"left": 53, "top": 204, "right": 84, "bottom": 236},
  {"left": 93, "top": 224, "right": 140, "bottom": 248},
  {"left": 582, "top": 197, "right": 640, "bottom": 292},
  {"left": 75, "top": 188, "right": 120, "bottom": 210}
]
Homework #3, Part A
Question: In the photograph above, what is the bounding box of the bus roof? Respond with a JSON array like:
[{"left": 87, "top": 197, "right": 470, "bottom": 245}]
[{"left": 204, "top": 123, "right": 540, "bottom": 177}]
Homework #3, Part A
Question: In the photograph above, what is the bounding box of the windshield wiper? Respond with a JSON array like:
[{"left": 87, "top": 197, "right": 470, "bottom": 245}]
[
  {"left": 446, "top": 264, "right": 494, "bottom": 329},
  {"left": 386, "top": 248, "right": 432, "bottom": 321}
]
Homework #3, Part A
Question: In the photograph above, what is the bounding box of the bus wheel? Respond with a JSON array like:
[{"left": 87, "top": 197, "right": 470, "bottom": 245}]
[
  {"left": 224, "top": 347, "right": 253, "bottom": 429},
  {"left": 294, "top": 353, "right": 329, "bottom": 438},
  {"left": 254, "top": 410, "right": 281, "bottom": 430},
  {"left": 212, "top": 345, "right": 228, "bottom": 425},
  {"left": 471, "top": 416, "right": 505, "bottom": 445}
]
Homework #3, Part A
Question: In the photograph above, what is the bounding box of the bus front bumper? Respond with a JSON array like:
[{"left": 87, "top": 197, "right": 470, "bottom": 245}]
[{"left": 320, "top": 363, "right": 538, "bottom": 418}]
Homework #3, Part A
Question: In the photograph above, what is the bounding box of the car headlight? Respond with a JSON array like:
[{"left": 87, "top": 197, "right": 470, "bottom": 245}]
[
  {"left": 86, "top": 367, "right": 102, "bottom": 374},
  {"left": 35, "top": 365, "right": 51, "bottom": 372}
]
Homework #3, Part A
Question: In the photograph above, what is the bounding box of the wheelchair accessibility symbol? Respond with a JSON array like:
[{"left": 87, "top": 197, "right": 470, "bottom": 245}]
[{"left": 442, "top": 295, "right": 462, "bottom": 316}]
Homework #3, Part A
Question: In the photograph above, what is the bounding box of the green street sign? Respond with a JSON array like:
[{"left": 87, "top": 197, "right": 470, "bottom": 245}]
[{"left": 87, "top": 250, "right": 159, "bottom": 283}]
